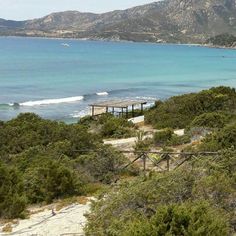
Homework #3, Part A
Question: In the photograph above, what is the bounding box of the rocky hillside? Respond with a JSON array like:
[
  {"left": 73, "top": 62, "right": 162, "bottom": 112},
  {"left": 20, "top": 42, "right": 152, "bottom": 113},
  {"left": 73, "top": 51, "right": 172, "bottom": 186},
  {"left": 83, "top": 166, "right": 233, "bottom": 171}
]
[
  {"left": 207, "top": 33, "right": 236, "bottom": 47},
  {"left": 1, "top": 0, "right": 236, "bottom": 43}
]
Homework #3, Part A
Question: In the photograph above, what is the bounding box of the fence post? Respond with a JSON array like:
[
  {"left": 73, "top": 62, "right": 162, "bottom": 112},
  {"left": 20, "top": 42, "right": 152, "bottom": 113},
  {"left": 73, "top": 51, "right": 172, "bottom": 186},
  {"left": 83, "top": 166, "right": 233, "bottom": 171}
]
[
  {"left": 166, "top": 154, "right": 170, "bottom": 172},
  {"left": 142, "top": 153, "right": 147, "bottom": 172}
]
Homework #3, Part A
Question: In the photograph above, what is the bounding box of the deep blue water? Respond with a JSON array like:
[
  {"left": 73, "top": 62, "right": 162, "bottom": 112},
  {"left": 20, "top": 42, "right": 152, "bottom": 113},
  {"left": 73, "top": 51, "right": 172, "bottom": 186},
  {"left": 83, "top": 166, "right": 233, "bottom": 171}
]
[{"left": 0, "top": 37, "right": 236, "bottom": 122}]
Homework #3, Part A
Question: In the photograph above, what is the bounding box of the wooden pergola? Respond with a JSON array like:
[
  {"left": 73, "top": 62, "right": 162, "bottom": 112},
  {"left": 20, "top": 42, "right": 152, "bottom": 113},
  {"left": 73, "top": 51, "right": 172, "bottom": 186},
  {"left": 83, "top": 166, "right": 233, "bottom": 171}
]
[{"left": 90, "top": 100, "right": 147, "bottom": 118}]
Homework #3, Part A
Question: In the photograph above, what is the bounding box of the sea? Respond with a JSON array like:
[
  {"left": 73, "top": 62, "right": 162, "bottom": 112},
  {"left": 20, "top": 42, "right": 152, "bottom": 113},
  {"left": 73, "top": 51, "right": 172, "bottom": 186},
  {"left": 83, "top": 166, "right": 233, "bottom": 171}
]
[{"left": 0, "top": 37, "right": 236, "bottom": 123}]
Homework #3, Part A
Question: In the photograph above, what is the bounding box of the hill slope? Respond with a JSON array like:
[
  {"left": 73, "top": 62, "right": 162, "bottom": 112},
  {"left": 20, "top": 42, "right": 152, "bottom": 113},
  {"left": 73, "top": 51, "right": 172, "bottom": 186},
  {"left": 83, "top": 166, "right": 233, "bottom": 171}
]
[{"left": 1, "top": 0, "right": 236, "bottom": 43}]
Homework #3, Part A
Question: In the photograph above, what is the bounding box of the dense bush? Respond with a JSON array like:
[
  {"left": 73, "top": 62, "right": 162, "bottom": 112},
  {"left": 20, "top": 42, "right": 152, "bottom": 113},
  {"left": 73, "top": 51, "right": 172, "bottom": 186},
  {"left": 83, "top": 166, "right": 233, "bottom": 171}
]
[
  {"left": 145, "top": 87, "right": 236, "bottom": 129},
  {"left": 200, "top": 122, "right": 236, "bottom": 151},
  {"left": 85, "top": 150, "right": 236, "bottom": 235},
  {"left": 15, "top": 147, "right": 85, "bottom": 204},
  {"left": 76, "top": 146, "right": 127, "bottom": 184},
  {"left": 153, "top": 129, "right": 173, "bottom": 145},
  {"left": 0, "top": 162, "right": 26, "bottom": 219},
  {"left": 80, "top": 113, "right": 136, "bottom": 138},
  {"left": 190, "top": 112, "right": 230, "bottom": 129},
  {"left": 167, "top": 134, "right": 191, "bottom": 146},
  {"left": 1, "top": 86, "right": 236, "bottom": 225},
  {"left": 207, "top": 33, "right": 236, "bottom": 47},
  {"left": 123, "top": 201, "right": 229, "bottom": 236},
  {"left": 153, "top": 129, "right": 191, "bottom": 147},
  {"left": 0, "top": 113, "right": 101, "bottom": 157},
  {"left": 0, "top": 113, "right": 130, "bottom": 218}
]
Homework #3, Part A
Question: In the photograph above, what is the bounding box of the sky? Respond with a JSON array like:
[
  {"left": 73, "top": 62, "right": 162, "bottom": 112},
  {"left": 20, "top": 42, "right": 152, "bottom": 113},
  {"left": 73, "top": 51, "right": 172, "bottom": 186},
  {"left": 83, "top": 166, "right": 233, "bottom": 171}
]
[{"left": 0, "top": 0, "right": 157, "bottom": 21}]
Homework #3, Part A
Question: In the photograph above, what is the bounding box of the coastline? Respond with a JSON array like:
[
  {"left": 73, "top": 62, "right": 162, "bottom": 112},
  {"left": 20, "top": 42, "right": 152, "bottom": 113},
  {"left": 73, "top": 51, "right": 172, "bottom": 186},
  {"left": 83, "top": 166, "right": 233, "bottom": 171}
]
[
  {"left": 1, "top": 36, "right": 236, "bottom": 123},
  {"left": 1, "top": 35, "right": 236, "bottom": 50}
]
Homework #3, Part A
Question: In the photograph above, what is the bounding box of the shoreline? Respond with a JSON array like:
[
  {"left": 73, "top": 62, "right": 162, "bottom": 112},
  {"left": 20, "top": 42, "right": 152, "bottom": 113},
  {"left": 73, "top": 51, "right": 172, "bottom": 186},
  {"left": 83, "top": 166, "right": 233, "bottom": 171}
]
[{"left": 1, "top": 35, "right": 236, "bottom": 50}]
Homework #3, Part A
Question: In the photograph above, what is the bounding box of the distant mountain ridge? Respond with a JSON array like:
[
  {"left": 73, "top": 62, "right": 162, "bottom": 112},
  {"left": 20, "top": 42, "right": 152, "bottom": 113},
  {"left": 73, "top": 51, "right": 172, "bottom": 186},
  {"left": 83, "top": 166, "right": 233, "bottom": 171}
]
[{"left": 1, "top": 0, "right": 236, "bottom": 44}]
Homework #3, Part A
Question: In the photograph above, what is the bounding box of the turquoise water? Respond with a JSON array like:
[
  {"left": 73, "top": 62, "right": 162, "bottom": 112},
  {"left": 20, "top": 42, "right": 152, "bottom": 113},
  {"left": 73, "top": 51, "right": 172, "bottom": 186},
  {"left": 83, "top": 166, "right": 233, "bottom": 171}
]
[{"left": 0, "top": 37, "right": 236, "bottom": 122}]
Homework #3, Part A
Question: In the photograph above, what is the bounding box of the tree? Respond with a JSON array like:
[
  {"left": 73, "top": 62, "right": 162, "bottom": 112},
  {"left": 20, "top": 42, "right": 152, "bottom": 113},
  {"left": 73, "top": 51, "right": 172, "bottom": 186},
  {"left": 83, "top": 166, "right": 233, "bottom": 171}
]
[{"left": 0, "top": 163, "right": 26, "bottom": 218}]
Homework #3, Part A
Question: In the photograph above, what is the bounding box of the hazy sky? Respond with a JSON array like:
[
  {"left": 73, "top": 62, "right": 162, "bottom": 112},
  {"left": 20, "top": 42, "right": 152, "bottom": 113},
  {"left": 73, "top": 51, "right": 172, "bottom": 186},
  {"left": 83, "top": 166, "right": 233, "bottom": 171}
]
[{"left": 0, "top": 0, "right": 157, "bottom": 20}]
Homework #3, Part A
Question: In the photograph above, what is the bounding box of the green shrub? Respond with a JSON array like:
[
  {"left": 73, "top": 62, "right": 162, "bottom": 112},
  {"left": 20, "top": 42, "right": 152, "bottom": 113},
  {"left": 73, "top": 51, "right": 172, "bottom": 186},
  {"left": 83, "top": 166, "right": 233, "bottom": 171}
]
[
  {"left": 9, "top": 146, "right": 86, "bottom": 204},
  {"left": 0, "top": 113, "right": 101, "bottom": 156},
  {"left": 134, "top": 131, "right": 152, "bottom": 151},
  {"left": 123, "top": 201, "right": 229, "bottom": 236},
  {"left": 0, "top": 163, "right": 26, "bottom": 219},
  {"left": 100, "top": 115, "right": 135, "bottom": 138},
  {"left": 190, "top": 112, "right": 230, "bottom": 129},
  {"left": 167, "top": 134, "right": 191, "bottom": 146},
  {"left": 79, "top": 115, "right": 95, "bottom": 127},
  {"left": 24, "top": 160, "right": 84, "bottom": 204},
  {"left": 145, "top": 87, "right": 236, "bottom": 129},
  {"left": 85, "top": 151, "right": 236, "bottom": 235},
  {"left": 153, "top": 129, "right": 173, "bottom": 145},
  {"left": 0, "top": 113, "right": 130, "bottom": 217},
  {"left": 200, "top": 123, "right": 236, "bottom": 151},
  {"left": 79, "top": 113, "right": 136, "bottom": 139},
  {"left": 76, "top": 146, "right": 126, "bottom": 184},
  {"left": 207, "top": 33, "right": 236, "bottom": 47}
]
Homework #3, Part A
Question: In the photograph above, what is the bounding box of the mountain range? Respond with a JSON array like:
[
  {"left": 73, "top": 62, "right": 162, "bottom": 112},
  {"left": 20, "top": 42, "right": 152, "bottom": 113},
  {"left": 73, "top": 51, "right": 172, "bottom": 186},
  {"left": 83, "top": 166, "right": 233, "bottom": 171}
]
[{"left": 1, "top": 0, "right": 236, "bottom": 44}]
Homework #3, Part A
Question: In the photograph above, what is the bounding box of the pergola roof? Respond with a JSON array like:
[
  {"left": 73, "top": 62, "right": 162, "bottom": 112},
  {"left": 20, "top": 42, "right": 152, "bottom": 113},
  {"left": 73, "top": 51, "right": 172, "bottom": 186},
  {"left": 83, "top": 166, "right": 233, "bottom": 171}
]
[{"left": 89, "top": 100, "right": 147, "bottom": 108}]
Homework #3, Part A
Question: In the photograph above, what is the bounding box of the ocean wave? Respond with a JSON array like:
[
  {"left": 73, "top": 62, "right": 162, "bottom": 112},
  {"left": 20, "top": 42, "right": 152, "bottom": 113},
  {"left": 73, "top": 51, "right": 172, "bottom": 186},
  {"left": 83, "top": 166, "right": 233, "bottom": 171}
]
[
  {"left": 0, "top": 103, "right": 14, "bottom": 109},
  {"left": 2, "top": 88, "right": 146, "bottom": 108},
  {"left": 19, "top": 96, "right": 84, "bottom": 107},
  {"left": 70, "top": 109, "right": 90, "bottom": 118},
  {"left": 108, "top": 88, "right": 142, "bottom": 95},
  {"left": 96, "top": 92, "right": 109, "bottom": 96},
  {"left": 135, "top": 96, "right": 157, "bottom": 101}
]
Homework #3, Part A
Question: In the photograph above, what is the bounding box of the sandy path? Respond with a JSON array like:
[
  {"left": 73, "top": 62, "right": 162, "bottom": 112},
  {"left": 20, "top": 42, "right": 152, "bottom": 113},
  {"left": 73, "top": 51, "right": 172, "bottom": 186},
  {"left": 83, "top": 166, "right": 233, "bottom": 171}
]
[
  {"left": 103, "top": 129, "right": 185, "bottom": 149},
  {"left": 104, "top": 134, "right": 153, "bottom": 149},
  {"left": 0, "top": 201, "right": 92, "bottom": 236}
]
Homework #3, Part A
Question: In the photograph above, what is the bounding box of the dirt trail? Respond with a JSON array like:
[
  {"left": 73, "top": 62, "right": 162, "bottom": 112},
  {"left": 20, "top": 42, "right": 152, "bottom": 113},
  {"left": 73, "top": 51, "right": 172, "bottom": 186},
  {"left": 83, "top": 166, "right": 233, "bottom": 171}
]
[{"left": 104, "top": 127, "right": 185, "bottom": 149}]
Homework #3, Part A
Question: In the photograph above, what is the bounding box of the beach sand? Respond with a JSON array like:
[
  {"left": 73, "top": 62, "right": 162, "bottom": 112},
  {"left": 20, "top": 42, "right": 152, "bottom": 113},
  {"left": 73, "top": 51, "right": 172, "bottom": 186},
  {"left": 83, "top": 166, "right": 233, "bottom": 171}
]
[{"left": 0, "top": 199, "right": 93, "bottom": 236}]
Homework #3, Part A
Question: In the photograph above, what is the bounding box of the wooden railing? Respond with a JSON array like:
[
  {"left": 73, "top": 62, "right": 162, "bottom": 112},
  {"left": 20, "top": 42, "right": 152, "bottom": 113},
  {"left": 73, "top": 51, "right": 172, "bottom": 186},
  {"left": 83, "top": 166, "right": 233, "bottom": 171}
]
[{"left": 73, "top": 149, "right": 219, "bottom": 172}]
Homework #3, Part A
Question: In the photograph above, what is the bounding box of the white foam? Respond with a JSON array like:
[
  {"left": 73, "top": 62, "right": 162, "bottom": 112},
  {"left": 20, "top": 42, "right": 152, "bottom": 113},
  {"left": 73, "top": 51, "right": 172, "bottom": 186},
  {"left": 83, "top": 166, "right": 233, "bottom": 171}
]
[
  {"left": 70, "top": 109, "right": 89, "bottom": 118},
  {"left": 20, "top": 96, "right": 84, "bottom": 107},
  {"left": 135, "top": 96, "right": 157, "bottom": 101},
  {"left": 96, "top": 92, "right": 108, "bottom": 96}
]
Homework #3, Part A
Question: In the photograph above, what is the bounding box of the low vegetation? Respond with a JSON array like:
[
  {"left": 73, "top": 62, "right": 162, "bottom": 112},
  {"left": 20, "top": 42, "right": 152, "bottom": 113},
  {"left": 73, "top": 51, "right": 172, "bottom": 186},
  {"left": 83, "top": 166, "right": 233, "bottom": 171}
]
[
  {"left": 190, "top": 112, "right": 231, "bottom": 129},
  {"left": 145, "top": 86, "right": 236, "bottom": 129},
  {"left": 153, "top": 129, "right": 190, "bottom": 147},
  {"left": 0, "top": 113, "right": 132, "bottom": 219},
  {"left": 1, "top": 86, "right": 236, "bottom": 235},
  {"left": 85, "top": 86, "right": 236, "bottom": 235},
  {"left": 207, "top": 33, "right": 236, "bottom": 47},
  {"left": 85, "top": 149, "right": 236, "bottom": 235},
  {"left": 79, "top": 113, "right": 136, "bottom": 139},
  {"left": 199, "top": 122, "right": 236, "bottom": 151}
]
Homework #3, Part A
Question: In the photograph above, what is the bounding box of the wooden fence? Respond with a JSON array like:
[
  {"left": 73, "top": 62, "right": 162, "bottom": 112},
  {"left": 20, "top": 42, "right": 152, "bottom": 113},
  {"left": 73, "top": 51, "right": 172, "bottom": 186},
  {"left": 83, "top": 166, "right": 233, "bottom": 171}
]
[{"left": 73, "top": 149, "right": 219, "bottom": 172}]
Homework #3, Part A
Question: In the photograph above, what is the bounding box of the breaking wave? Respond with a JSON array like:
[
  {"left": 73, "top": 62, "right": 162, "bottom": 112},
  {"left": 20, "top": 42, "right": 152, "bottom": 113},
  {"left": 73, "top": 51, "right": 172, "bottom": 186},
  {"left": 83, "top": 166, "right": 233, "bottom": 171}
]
[
  {"left": 1, "top": 91, "right": 110, "bottom": 108},
  {"left": 4, "top": 96, "right": 84, "bottom": 107},
  {"left": 96, "top": 92, "right": 109, "bottom": 96}
]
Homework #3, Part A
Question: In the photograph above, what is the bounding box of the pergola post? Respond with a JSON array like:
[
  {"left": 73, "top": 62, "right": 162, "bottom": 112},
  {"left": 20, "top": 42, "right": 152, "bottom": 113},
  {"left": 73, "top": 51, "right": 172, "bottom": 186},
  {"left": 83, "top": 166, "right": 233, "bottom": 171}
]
[
  {"left": 141, "top": 103, "right": 144, "bottom": 114},
  {"left": 132, "top": 104, "right": 134, "bottom": 117},
  {"left": 89, "top": 100, "right": 147, "bottom": 118},
  {"left": 92, "top": 106, "right": 95, "bottom": 116}
]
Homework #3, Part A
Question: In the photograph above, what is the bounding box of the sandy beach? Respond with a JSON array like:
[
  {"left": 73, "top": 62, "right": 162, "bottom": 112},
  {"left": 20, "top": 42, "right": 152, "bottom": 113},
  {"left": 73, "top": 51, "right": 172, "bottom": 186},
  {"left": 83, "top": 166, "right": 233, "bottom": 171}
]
[{"left": 0, "top": 199, "right": 93, "bottom": 236}]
